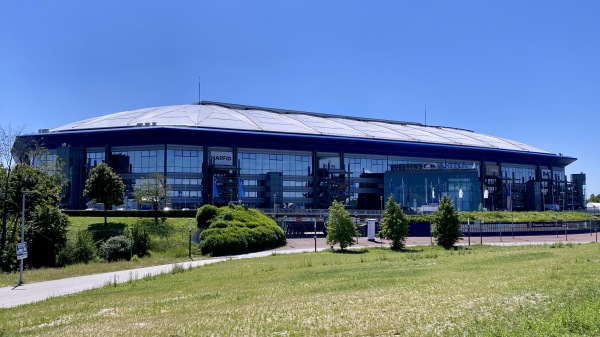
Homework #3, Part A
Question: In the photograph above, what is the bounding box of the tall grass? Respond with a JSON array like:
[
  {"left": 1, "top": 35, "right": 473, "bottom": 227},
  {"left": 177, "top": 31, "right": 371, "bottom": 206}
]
[{"left": 1, "top": 244, "right": 599, "bottom": 336}]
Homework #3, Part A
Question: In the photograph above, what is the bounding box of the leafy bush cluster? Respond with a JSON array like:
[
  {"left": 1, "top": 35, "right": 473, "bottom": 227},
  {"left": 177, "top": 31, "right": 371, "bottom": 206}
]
[
  {"left": 200, "top": 204, "right": 285, "bottom": 256},
  {"left": 58, "top": 230, "right": 98, "bottom": 265},
  {"left": 130, "top": 220, "right": 151, "bottom": 258},
  {"left": 1, "top": 162, "right": 70, "bottom": 270},
  {"left": 59, "top": 219, "right": 151, "bottom": 265}
]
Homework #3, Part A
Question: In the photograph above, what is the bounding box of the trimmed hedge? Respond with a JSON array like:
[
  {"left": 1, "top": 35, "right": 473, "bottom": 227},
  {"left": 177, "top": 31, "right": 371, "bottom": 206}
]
[{"left": 200, "top": 204, "right": 285, "bottom": 256}]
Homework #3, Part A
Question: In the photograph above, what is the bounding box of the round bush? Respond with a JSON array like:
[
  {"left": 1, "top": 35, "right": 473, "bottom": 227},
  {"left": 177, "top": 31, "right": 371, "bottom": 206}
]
[{"left": 99, "top": 235, "right": 132, "bottom": 262}]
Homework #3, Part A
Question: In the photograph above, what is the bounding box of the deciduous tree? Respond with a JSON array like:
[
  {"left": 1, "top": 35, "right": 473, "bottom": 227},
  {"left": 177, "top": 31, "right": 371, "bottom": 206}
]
[
  {"left": 133, "top": 172, "right": 169, "bottom": 211},
  {"left": 133, "top": 172, "right": 170, "bottom": 224},
  {"left": 1, "top": 163, "right": 69, "bottom": 270},
  {"left": 83, "top": 163, "right": 125, "bottom": 225}
]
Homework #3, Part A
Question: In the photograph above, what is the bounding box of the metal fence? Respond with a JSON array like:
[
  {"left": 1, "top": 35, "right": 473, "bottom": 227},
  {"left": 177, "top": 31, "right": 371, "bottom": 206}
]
[
  {"left": 459, "top": 220, "right": 598, "bottom": 236},
  {"left": 282, "top": 219, "right": 599, "bottom": 239}
]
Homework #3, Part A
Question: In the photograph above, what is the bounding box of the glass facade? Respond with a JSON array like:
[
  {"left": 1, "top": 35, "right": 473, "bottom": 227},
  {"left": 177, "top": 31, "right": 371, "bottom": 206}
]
[
  {"left": 167, "top": 147, "right": 202, "bottom": 173},
  {"left": 71, "top": 143, "right": 571, "bottom": 212},
  {"left": 111, "top": 146, "right": 164, "bottom": 174},
  {"left": 344, "top": 154, "right": 480, "bottom": 210},
  {"left": 384, "top": 170, "right": 481, "bottom": 211},
  {"left": 501, "top": 164, "right": 536, "bottom": 183},
  {"left": 238, "top": 149, "right": 313, "bottom": 208},
  {"left": 239, "top": 151, "right": 311, "bottom": 175},
  {"left": 166, "top": 145, "right": 203, "bottom": 209}
]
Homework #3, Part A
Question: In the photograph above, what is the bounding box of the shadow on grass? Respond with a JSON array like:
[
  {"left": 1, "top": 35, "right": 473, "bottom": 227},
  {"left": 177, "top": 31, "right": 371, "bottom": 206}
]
[
  {"left": 88, "top": 222, "right": 128, "bottom": 242},
  {"left": 88, "top": 222, "right": 128, "bottom": 231},
  {"left": 396, "top": 247, "right": 425, "bottom": 253},
  {"left": 331, "top": 248, "right": 369, "bottom": 254}
]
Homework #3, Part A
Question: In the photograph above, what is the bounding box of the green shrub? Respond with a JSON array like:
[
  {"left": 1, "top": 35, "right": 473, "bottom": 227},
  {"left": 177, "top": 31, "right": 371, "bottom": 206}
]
[
  {"left": 131, "top": 220, "right": 151, "bottom": 257},
  {"left": 200, "top": 205, "right": 285, "bottom": 256},
  {"left": 58, "top": 230, "right": 98, "bottom": 266},
  {"left": 222, "top": 211, "right": 233, "bottom": 221},
  {"left": 432, "top": 196, "right": 462, "bottom": 249},
  {"left": 196, "top": 204, "right": 218, "bottom": 228},
  {"left": 99, "top": 235, "right": 132, "bottom": 262},
  {"left": 325, "top": 200, "right": 359, "bottom": 250}
]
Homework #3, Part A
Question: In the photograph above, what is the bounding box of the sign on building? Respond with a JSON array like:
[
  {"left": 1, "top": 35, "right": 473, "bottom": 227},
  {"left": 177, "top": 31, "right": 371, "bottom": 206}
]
[{"left": 211, "top": 151, "right": 233, "bottom": 165}]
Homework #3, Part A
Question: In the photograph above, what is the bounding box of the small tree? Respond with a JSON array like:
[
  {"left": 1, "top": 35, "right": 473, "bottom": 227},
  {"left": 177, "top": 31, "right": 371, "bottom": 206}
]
[
  {"left": 377, "top": 195, "right": 409, "bottom": 250},
  {"left": 325, "top": 200, "right": 358, "bottom": 250},
  {"left": 432, "top": 195, "right": 462, "bottom": 249},
  {"left": 133, "top": 172, "right": 170, "bottom": 224},
  {"left": 83, "top": 162, "right": 125, "bottom": 225}
]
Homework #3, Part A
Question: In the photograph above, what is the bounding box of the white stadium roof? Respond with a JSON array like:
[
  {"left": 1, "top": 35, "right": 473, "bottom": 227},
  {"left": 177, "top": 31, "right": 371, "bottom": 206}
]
[{"left": 49, "top": 101, "right": 550, "bottom": 154}]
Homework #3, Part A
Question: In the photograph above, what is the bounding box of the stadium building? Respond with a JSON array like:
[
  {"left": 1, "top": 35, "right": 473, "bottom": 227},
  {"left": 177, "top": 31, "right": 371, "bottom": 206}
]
[{"left": 17, "top": 101, "right": 585, "bottom": 212}]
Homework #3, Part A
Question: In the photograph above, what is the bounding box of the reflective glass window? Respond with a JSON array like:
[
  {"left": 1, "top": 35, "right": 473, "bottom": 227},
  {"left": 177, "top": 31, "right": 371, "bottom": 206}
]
[
  {"left": 86, "top": 150, "right": 105, "bottom": 168},
  {"left": 111, "top": 147, "right": 164, "bottom": 173},
  {"left": 239, "top": 149, "right": 312, "bottom": 176},
  {"left": 166, "top": 147, "right": 202, "bottom": 173}
]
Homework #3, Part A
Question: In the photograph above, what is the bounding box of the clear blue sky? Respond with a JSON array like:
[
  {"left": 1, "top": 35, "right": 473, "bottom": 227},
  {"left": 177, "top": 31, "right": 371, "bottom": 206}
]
[{"left": 1, "top": 1, "right": 599, "bottom": 196}]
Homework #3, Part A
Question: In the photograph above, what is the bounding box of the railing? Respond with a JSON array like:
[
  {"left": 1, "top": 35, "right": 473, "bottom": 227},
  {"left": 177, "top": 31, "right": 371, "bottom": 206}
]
[
  {"left": 459, "top": 220, "right": 598, "bottom": 236},
  {"left": 259, "top": 208, "right": 384, "bottom": 217}
]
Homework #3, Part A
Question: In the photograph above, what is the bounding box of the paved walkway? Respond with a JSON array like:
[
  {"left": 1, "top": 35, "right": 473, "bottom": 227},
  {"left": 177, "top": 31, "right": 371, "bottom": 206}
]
[{"left": 1, "top": 233, "right": 597, "bottom": 308}]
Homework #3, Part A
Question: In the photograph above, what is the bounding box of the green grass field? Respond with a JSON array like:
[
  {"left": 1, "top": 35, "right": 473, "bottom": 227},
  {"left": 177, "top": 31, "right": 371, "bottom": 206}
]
[
  {"left": 1, "top": 217, "right": 199, "bottom": 288},
  {"left": 2, "top": 243, "right": 599, "bottom": 336}
]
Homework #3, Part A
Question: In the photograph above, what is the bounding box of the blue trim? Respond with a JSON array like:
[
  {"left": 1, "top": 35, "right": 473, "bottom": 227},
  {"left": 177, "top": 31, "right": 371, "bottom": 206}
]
[{"left": 21, "top": 126, "right": 576, "bottom": 167}]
